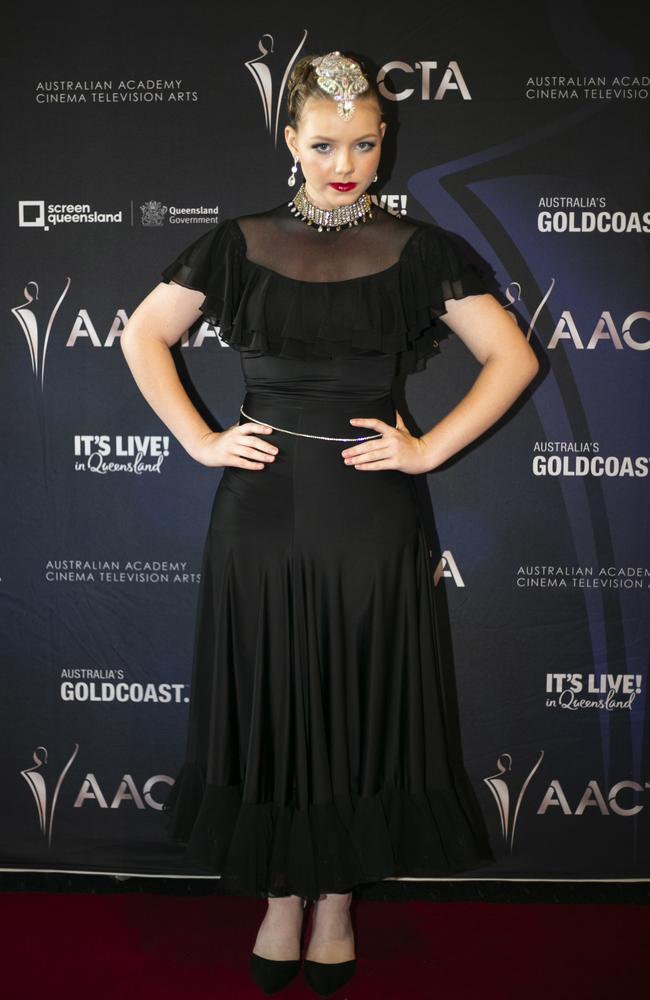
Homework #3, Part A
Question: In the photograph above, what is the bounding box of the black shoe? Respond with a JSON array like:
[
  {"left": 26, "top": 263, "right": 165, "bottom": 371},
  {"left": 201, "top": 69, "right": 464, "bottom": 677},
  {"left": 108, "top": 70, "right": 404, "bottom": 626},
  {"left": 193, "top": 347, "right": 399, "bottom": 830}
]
[
  {"left": 249, "top": 897, "right": 308, "bottom": 994},
  {"left": 303, "top": 958, "right": 357, "bottom": 996},
  {"left": 249, "top": 952, "right": 301, "bottom": 995}
]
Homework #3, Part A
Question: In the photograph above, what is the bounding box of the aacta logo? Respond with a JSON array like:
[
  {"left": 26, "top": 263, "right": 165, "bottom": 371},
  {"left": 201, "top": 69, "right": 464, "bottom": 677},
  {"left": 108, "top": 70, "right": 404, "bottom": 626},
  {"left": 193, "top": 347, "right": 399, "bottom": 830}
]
[
  {"left": 12, "top": 281, "right": 229, "bottom": 390},
  {"left": 12, "top": 279, "right": 72, "bottom": 389},
  {"left": 433, "top": 549, "right": 465, "bottom": 588},
  {"left": 245, "top": 30, "right": 311, "bottom": 147},
  {"left": 245, "top": 30, "right": 473, "bottom": 147},
  {"left": 11, "top": 280, "right": 132, "bottom": 389},
  {"left": 484, "top": 751, "right": 648, "bottom": 853},
  {"left": 20, "top": 744, "right": 171, "bottom": 848}
]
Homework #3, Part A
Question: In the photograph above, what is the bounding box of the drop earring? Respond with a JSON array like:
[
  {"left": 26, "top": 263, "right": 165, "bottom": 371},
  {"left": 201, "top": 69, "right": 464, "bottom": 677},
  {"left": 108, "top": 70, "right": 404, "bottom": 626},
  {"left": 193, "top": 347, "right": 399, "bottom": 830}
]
[
  {"left": 288, "top": 158, "right": 299, "bottom": 187},
  {"left": 373, "top": 173, "right": 378, "bottom": 182}
]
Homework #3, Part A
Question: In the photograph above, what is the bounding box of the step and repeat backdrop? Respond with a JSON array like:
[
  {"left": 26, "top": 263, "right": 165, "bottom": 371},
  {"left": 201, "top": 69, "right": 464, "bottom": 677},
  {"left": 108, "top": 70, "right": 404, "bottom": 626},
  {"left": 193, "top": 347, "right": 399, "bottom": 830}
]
[{"left": 1, "top": 2, "right": 648, "bottom": 881}]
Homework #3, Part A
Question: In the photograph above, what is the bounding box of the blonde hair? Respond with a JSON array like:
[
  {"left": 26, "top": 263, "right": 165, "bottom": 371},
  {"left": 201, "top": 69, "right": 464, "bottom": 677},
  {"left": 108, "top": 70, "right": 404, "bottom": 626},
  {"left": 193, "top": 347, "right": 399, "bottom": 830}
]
[{"left": 286, "top": 52, "right": 384, "bottom": 130}]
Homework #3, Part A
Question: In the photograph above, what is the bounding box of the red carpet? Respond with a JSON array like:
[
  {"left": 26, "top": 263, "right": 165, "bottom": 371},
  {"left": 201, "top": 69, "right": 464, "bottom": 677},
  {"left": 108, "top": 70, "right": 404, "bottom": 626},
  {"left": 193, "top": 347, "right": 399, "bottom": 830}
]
[{"left": 2, "top": 893, "right": 647, "bottom": 998}]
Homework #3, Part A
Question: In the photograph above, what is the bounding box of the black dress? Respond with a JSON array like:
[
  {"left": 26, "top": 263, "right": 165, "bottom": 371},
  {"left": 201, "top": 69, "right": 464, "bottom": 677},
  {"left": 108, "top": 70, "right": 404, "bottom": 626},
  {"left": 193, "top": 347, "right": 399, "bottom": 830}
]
[{"left": 159, "top": 201, "right": 495, "bottom": 900}]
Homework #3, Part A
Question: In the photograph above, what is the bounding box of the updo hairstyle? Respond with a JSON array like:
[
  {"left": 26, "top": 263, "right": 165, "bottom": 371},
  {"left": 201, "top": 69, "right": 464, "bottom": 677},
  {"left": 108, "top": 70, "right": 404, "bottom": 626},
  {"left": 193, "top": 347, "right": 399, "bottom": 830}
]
[{"left": 286, "top": 53, "right": 385, "bottom": 130}]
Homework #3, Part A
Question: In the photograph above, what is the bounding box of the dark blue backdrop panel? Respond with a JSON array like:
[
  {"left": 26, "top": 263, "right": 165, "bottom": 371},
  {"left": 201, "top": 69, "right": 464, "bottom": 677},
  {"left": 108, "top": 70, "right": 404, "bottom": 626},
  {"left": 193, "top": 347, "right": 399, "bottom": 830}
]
[{"left": 1, "top": 1, "right": 648, "bottom": 879}]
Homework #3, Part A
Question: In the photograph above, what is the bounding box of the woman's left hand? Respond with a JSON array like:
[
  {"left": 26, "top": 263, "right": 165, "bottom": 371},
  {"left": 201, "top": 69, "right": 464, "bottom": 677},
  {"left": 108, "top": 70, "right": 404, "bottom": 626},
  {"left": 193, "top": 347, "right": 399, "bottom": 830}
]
[{"left": 341, "top": 409, "right": 435, "bottom": 475}]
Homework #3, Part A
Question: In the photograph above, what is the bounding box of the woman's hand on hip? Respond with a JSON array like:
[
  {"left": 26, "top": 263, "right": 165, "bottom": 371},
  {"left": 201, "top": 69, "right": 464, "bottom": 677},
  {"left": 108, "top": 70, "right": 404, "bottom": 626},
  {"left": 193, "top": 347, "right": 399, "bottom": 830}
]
[
  {"left": 192, "top": 423, "right": 278, "bottom": 469},
  {"left": 341, "top": 410, "right": 435, "bottom": 475}
]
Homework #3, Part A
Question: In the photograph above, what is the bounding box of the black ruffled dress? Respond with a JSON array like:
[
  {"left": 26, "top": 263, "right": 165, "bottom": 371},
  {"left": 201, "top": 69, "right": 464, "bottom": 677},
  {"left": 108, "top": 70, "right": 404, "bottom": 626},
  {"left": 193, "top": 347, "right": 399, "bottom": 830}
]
[{"left": 159, "top": 201, "right": 495, "bottom": 899}]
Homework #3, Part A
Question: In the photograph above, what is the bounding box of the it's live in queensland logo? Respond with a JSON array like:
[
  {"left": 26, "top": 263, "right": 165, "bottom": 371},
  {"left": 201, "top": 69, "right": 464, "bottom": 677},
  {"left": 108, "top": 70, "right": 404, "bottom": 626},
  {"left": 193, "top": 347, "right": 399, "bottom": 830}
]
[{"left": 74, "top": 434, "right": 170, "bottom": 474}]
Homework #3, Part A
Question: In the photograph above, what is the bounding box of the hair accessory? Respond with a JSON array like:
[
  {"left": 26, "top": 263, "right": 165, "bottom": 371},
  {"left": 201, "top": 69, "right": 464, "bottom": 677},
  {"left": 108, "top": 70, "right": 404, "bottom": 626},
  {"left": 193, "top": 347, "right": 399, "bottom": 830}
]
[
  {"left": 309, "top": 51, "right": 369, "bottom": 121},
  {"left": 288, "top": 182, "right": 373, "bottom": 232}
]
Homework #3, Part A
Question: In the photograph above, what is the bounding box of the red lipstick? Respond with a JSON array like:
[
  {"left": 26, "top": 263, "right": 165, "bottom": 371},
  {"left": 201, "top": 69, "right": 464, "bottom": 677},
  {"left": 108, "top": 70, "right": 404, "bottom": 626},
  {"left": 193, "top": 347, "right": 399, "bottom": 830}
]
[{"left": 329, "top": 182, "right": 357, "bottom": 191}]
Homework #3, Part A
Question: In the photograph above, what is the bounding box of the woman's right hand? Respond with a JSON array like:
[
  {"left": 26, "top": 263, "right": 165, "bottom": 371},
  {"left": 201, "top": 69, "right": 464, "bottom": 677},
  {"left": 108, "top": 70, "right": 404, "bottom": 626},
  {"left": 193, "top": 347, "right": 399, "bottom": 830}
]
[{"left": 191, "top": 422, "right": 278, "bottom": 469}]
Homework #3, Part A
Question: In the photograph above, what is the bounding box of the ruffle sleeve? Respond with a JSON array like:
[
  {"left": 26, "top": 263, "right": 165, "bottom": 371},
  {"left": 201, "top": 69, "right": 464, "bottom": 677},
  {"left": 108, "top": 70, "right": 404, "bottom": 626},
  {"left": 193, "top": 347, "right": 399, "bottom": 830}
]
[
  {"left": 160, "top": 217, "right": 244, "bottom": 322},
  {"left": 394, "top": 222, "right": 491, "bottom": 373}
]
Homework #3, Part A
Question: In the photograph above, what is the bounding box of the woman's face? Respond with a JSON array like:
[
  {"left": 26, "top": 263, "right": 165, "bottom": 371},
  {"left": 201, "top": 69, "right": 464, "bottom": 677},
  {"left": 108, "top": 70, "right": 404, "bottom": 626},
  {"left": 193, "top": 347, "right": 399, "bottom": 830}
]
[{"left": 285, "top": 95, "right": 386, "bottom": 212}]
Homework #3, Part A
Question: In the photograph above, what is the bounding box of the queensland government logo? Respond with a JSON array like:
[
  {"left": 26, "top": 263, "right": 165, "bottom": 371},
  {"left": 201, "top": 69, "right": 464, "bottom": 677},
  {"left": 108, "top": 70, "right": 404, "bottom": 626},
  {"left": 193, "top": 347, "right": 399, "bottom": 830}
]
[{"left": 140, "top": 200, "right": 167, "bottom": 226}]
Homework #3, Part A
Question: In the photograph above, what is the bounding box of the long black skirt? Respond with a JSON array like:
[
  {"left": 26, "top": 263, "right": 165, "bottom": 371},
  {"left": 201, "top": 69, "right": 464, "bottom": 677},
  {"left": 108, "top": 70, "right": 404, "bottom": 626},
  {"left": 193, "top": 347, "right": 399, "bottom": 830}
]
[{"left": 162, "top": 354, "right": 494, "bottom": 900}]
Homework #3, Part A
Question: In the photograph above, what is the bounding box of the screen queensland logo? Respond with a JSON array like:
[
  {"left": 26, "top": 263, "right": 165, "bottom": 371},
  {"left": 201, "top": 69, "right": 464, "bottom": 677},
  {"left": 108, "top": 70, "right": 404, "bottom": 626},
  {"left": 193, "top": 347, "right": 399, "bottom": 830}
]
[
  {"left": 18, "top": 198, "right": 221, "bottom": 231},
  {"left": 19, "top": 199, "right": 122, "bottom": 230}
]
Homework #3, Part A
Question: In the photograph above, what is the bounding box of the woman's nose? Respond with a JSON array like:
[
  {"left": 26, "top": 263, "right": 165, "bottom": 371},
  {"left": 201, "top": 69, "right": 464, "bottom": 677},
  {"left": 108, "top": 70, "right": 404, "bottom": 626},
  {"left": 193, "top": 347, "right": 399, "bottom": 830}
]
[{"left": 335, "top": 152, "right": 353, "bottom": 174}]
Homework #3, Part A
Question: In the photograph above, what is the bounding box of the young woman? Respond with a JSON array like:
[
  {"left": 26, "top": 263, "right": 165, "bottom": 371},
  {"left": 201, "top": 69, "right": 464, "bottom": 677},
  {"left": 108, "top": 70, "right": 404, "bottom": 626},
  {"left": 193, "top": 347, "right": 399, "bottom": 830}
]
[{"left": 121, "top": 50, "right": 538, "bottom": 997}]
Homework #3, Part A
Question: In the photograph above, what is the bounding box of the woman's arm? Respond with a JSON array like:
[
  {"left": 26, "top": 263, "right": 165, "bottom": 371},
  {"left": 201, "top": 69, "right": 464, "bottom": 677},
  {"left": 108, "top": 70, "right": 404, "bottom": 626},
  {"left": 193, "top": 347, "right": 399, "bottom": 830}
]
[
  {"left": 120, "top": 282, "right": 213, "bottom": 461},
  {"left": 418, "top": 293, "right": 539, "bottom": 469},
  {"left": 120, "top": 282, "right": 278, "bottom": 470}
]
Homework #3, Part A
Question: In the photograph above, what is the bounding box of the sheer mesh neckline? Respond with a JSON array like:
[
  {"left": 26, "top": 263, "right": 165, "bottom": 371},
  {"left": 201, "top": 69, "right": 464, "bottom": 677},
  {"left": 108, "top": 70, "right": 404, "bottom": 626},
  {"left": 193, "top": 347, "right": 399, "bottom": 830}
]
[{"left": 231, "top": 203, "right": 422, "bottom": 287}]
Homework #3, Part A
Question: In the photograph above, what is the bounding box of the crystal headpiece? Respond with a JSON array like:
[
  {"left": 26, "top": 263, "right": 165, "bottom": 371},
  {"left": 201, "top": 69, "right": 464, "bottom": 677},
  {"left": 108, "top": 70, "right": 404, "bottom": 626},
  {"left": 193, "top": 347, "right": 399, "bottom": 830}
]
[{"left": 309, "top": 51, "right": 370, "bottom": 121}]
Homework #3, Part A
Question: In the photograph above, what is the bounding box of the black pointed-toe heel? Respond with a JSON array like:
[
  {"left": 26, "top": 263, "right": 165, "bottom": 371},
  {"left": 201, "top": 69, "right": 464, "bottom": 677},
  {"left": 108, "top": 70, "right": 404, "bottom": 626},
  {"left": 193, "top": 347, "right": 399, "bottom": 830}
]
[
  {"left": 249, "top": 897, "right": 308, "bottom": 994},
  {"left": 249, "top": 953, "right": 301, "bottom": 995},
  {"left": 303, "top": 958, "right": 357, "bottom": 996}
]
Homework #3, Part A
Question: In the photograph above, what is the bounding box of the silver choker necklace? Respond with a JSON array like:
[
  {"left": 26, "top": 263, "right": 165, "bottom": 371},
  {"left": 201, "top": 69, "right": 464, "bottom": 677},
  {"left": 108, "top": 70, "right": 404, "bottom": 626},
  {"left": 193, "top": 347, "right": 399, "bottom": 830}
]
[{"left": 288, "top": 182, "right": 374, "bottom": 232}]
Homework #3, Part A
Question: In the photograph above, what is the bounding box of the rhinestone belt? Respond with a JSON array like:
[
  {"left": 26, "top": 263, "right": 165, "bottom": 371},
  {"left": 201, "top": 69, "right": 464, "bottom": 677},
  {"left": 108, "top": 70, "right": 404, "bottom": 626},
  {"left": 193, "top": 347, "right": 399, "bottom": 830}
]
[{"left": 239, "top": 404, "right": 396, "bottom": 442}]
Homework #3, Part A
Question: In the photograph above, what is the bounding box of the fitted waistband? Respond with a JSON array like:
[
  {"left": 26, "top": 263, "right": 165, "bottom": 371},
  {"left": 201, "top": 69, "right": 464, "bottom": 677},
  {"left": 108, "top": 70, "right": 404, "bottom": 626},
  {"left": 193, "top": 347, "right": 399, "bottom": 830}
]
[{"left": 239, "top": 404, "right": 396, "bottom": 442}]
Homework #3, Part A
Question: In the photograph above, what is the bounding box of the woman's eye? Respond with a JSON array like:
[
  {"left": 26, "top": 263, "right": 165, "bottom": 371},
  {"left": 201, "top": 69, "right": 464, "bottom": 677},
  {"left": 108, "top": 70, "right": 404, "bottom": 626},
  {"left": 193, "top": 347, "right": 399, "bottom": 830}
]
[{"left": 312, "top": 142, "right": 376, "bottom": 153}]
